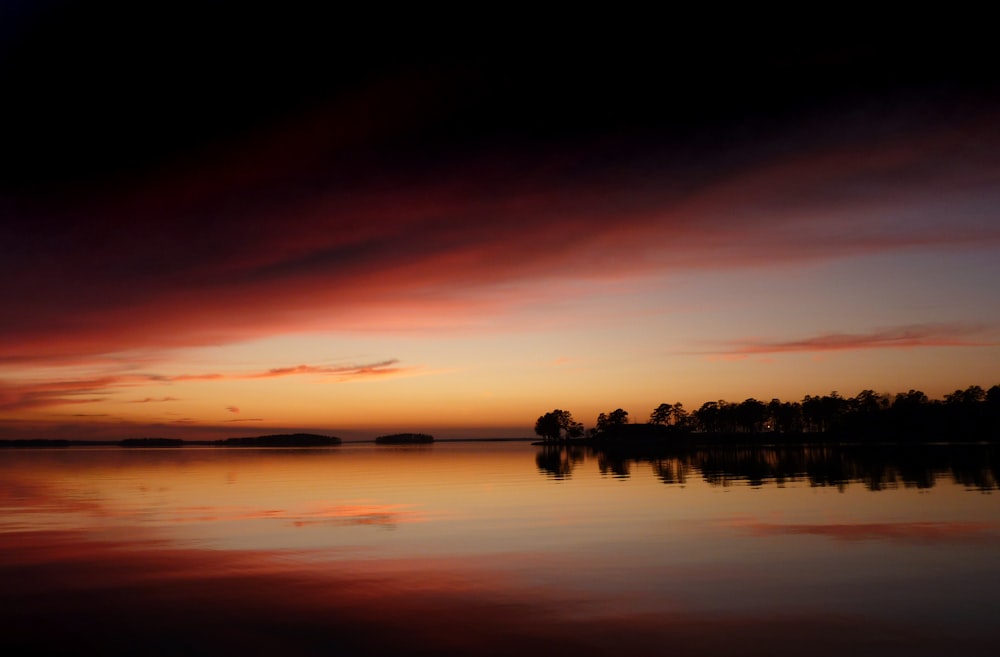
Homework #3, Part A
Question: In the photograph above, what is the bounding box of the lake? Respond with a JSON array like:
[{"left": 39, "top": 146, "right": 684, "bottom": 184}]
[{"left": 1, "top": 442, "right": 998, "bottom": 656}]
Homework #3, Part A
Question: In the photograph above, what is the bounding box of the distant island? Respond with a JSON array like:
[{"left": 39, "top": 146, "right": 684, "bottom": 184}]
[
  {"left": 120, "top": 438, "right": 185, "bottom": 447},
  {"left": 374, "top": 433, "right": 434, "bottom": 445},
  {"left": 219, "top": 433, "right": 341, "bottom": 447}
]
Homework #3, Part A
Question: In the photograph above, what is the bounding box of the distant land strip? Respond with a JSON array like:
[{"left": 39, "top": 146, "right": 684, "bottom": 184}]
[
  {"left": 0, "top": 433, "right": 342, "bottom": 448},
  {"left": 374, "top": 433, "right": 434, "bottom": 445}
]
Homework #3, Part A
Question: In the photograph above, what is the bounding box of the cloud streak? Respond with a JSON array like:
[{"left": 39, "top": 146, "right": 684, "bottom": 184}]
[
  {"left": 252, "top": 360, "right": 402, "bottom": 379},
  {"left": 171, "top": 359, "right": 405, "bottom": 382},
  {"left": 0, "top": 378, "right": 116, "bottom": 412},
  {"left": 3, "top": 108, "right": 999, "bottom": 365},
  {"left": 0, "top": 359, "right": 406, "bottom": 413},
  {"left": 697, "top": 323, "right": 998, "bottom": 356}
]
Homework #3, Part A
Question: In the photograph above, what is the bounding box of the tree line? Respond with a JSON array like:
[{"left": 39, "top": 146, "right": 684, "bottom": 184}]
[{"left": 535, "top": 384, "right": 1000, "bottom": 442}]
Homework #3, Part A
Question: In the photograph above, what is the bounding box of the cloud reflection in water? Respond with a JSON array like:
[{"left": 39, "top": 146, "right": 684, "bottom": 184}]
[{"left": 2, "top": 530, "right": 996, "bottom": 657}]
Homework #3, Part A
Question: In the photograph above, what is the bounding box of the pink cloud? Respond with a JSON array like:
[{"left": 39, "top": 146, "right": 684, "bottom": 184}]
[
  {"left": 253, "top": 360, "right": 402, "bottom": 379},
  {"left": 698, "top": 323, "right": 998, "bottom": 356},
  {"left": 3, "top": 110, "right": 999, "bottom": 365}
]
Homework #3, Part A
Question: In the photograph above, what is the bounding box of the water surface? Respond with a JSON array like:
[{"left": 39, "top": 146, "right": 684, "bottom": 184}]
[{"left": 2, "top": 442, "right": 998, "bottom": 656}]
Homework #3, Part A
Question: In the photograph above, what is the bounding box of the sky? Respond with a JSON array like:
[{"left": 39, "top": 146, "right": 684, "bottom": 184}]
[{"left": 1, "top": 7, "right": 998, "bottom": 439}]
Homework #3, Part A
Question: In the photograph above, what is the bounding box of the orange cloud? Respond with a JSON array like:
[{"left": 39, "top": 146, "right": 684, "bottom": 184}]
[
  {"left": 169, "top": 359, "right": 407, "bottom": 382},
  {"left": 0, "top": 377, "right": 118, "bottom": 412},
  {"left": 0, "top": 359, "right": 406, "bottom": 412}
]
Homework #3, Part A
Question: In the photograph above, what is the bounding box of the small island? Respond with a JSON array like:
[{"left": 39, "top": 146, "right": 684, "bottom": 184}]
[
  {"left": 120, "top": 438, "right": 185, "bottom": 447},
  {"left": 374, "top": 433, "right": 434, "bottom": 445},
  {"left": 220, "top": 433, "right": 342, "bottom": 447}
]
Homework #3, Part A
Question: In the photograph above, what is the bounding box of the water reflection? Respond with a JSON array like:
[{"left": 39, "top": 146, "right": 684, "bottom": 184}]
[
  {"left": 538, "top": 443, "right": 1000, "bottom": 491},
  {"left": 2, "top": 529, "right": 996, "bottom": 657},
  {"left": 535, "top": 445, "right": 584, "bottom": 479},
  {"left": 728, "top": 518, "right": 999, "bottom": 545},
  {"left": 1, "top": 443, "right": 999, "bottom": 656}
]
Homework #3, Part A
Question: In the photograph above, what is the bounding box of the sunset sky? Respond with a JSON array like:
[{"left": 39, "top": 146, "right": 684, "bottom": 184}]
[{"left": 2, "top": 7, "right": 998, "bottom": 439}]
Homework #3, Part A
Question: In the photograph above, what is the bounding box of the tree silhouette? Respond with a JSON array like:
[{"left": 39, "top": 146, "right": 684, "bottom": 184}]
[
  {"left": 693, "top": 401, "right": 722, "bottom": 433},
  {"left": 534, "top": 409, "right": 584, "bottom": 442},
  {"left": 851, "top": 389, "right": 888, "bottom": 415},
  {"left": 650, "top": 402, "right": 687, "bottom": 427},
  {"left": 671, "top": 403, "right": 689, "bottom": 429},
  {"left": 736, "top": 398, "right": 767, "bottom": 433},
  {"left": 650, "top": 403, "right": 672, "bottom": 425},
  {"left": 595, "top": 408, "right": 629, "bottom": 433},
  {"left": 528, "top": 381, "right": 998, "bottom": 446},
  {"left": 946, "top": 385, "right": 986, "bottom": 405},
  {"left": 767, "top": 398, "right": 802, "bottom": 433}
]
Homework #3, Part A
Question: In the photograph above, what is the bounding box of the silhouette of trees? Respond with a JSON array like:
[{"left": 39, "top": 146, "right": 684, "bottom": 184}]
[
  {"left": 534, "top": 409, "right": 584, "bottom": 443},
  {"left": 851, "top": 389, "right": 889, "bottom": 415},
  {"left": 671, "top": 403, "right": 689, "bottom": 428},
  {"left": 736, "top": 398, "right": 768, "bottom": 433},
  {"left": 893, "top": 389, "right": 928, "bottom": 409},
  {"left": 767, "top": 398, "right": 803, "bottom": 433},
  {"left": 533, "top": 381, "right": 998, "bottom": 445},
  {"left": 693, "top": 400, "right": 742, "bottom": 433},
  {"left": 650, "top": 403, "right": 672, "bottom": 425},
  {"left": 650, "top": 402, "right": 688, "bottom": 428},
  {"left": 800, "top": 392, "right": 848, "bottom": 433},
  {"left": 693, "top": 401, "right": 721, "bottom": 432},
  {"left": 946, "top": 385, "right": 986, "bottom": 405},
  {"left": 595, "top": 408, "right": 629, "bottom": 433}
]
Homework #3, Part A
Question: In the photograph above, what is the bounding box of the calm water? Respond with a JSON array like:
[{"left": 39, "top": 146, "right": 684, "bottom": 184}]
[{"left": 1, "top": 442, "right": 998, "bottom": 656}]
